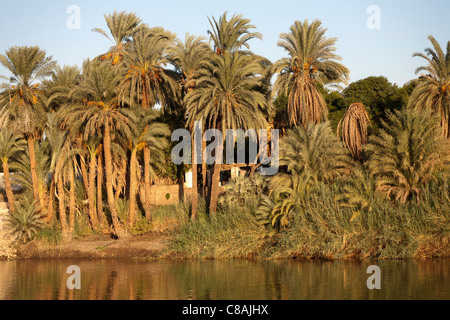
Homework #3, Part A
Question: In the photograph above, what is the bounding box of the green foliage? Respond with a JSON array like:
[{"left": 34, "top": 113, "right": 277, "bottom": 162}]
[
  {"left": 8, "top": 195, "right": 44, "bottom": 243},
  {"left": 342, "top": 76, "right": 409, "bottom": 130},
  {"left": 365, "top": 108, "right": 450, "bottom": 204},
  {"left": 219, "top": 175, "right": 268, "bottom": 213}
]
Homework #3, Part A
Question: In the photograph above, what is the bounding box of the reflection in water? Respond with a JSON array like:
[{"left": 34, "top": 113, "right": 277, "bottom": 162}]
[{"left": 0, "top": 259, "right": 449, "bottom": 300}]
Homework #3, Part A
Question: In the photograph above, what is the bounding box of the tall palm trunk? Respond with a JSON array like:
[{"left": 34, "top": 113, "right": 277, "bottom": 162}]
[
  {"left": 26, "top": 135, "right": 41, "bottom": 207},
  {"left": 202, "top": 138, "right": 207, "bottom": 197},
  {"left": 191, "top": 138, "right": 198, "bottom": 220},
  {"left": 128, "top": 148, "right": 138, "bottom": 226},
  {"left": 69, "top": 165, "right": 76, "bottom": 231},
  {"left": 79, "top": 155, "right": 89, "bottom": 198},
  {"left": 97, "top": 152, "right": 107, "bottom": 230},
  {"left": 209, "top": 162, "right": 221, "bottom": 213},
  {"left": 142, "top": 79, "right": 153, "bottom": 221},
  {"left": 47, "top": 180, "right": 55, "bottom": 223},
  {"left": 103, "top": 123, "right": 125, "bottom": 237},
  {"left": 57, "top": 178, "right": 69, "bottom": 234},
  {"left": 2, "top": 160, "right": 15, "bottom": 213},
  {"left": 88, "top": 153, "right": 99, "bottom": 230}
]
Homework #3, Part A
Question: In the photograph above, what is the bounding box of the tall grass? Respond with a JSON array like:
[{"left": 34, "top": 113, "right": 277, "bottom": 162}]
[{"left": 166, "top": 175, "right": 450, "bottom": 260}]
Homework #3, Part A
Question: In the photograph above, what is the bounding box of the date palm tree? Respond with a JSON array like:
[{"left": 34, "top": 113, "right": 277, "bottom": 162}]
[
  {"left": 207, "top": 11, "right": 262, "bottom": 55},
  {"left": 366, "top": 108, "right": 450, "bottom": 204},
  {"left": 185, "top": 51, "right": 269, "bottom": 213},
  {"left": 273, "top": 19, "right": 349, "bottom": 127},
  {"left": 43, "top": 65, "right": 81, "bottom": 112},
  {"left": 0, "top": 129, "right": 26, "bottom": 213},
  {"left": 128, "top": 108, "right": 170, "bottom": 226},
  {"left": 61, "top": 60, "right": 134, "bottom": 238},
  {"left": 337, "top": 102, "right": 371, "bottom": 161},
  {"left": 119, "top": 26, "right": 178, "bottom": 220},
  {"left": 0, "top": 46, "right": 56, "bottom": 208},
  {"left": 92, "top": 10, "right": 143, "bottom": 65},
  {"left": 408, "top": 35, "right": 450, "bottom": 138},
  {"left": 169, "top": 33, "right": 213, "bottom": 219}
]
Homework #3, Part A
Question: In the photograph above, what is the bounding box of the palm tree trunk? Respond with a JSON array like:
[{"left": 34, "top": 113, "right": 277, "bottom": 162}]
[
  {"left": 57, "top": 177, "right": 69, "bottom": 234},
  {"left": 69, "top": 165, "right": 76, "bottom": 231},
  {"left": 88, "top": 153, "right": 99, "bottom": 230},
  {"left": 202, "top": 138, "right": 207, "bottom": 197},
  {"left": 2, "top": 160, "right": 15, "bottom": 213},
  {"left": 209, "top": 162, "right": 221, "bottom": 213},
  {"left": 80, "top": 155, "right": 89, "bottom": 198},
  {"left": 97, "top": 152, "right": 107, "bottom": 230},
  {"left": 191, "top": 140, "right": 198, "bottom": 220},
  {"left": 103, "top": 123, "right": 125, "bottom": 237},
  {"left": 143, "top": 146, "right": 152, "bottom": 221},
  {"left": 47, "top": 179, "right": 55, "bottom": 223},
  {"left": 128, "top": 148, "right": 138, "bottom": 226},
  {"left": 26, "top": 135, "right": 41, "bottom": 206}
]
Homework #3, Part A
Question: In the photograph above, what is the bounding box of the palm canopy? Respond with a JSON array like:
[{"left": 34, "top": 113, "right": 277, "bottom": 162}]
[
  {"left": 0, "top": 46, "right": 56, "bottom": 134},
  {"left": 61, "top": 59, "right": 133, "bottom": 140},
  {"left": 93, "top": 10, "right": 143, "bottom": 65},
  {"left": 185, "top": 51, "right": 269, "bottom": 133},
  {"left": 273, "top": 19, "right": 349, "bottom": 127},
  {"left": 169, "top": 33, "right": 213, "bottom": 98},
  {"left": 280, "top": 121, "right": 352, "bottom": 183},
  {"left": 43, "top": 65, "right": 81, "bottom": 111},
  {"left": 0, "top": 128, "right": 26, "bottom": 163},
  {"left": 366, "top": 108, "right": 450, "bottom": 204},
  {"left": 208, "top": 11, "right": 262, "bottom": 55},
  {"left": 408, "top": 35, "right": 450, "bottom": 138},
  {"left": 118, "top": 26, "right": 178, "bottom": 110}
]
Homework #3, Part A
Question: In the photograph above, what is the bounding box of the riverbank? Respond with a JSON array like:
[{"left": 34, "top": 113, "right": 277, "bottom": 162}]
[{"left": 15, "top": 233, "right": 169, "bottom": 260}]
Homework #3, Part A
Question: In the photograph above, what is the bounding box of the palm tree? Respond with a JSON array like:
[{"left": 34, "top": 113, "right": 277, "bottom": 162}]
[
  {"left": 61, "top": 60, "right": 134, "bottom": 238},
  {"left": 92, "top": 10, "right": 143, "bottom": 65},
  {"left": 185, "top": 51, "right": 269, "bottom": 213},
  {"left": 207, "top": 12, "right": 262, "bottom": 55},
  {"left": 119, "top": 26, "right": 177, "bottom": 220},
  {"left": 43, "top": 65, "right": 81, "bottom": 112},
  {"left": 408, "top": 35, "right": 450, "bottom": 138},
  {"left": 0, "top": 129, "right": 26, "bottom": 213},
  {"left": 366, "top": 108, "right": 450, "bottom": 204},
  {"left": 185, "top": 13, "right": 271, "bottom": 213},
  {"left": 128, "top": 109, "right": 170, "bottom": 226},
  {"left": 280, "top": 121, "right": 352, "bottom": 183},
  {"left": 169, "top": 33, "right": 212, "bottom": 219},
  {"left": 337, "top": 102, "right": 371, "bottom": 161},
  {"left": 0, "top": 46, "right": 56, "bottom": 208},
  {"left": 273, "top": 19, "right": 349, "bottom": 127}
]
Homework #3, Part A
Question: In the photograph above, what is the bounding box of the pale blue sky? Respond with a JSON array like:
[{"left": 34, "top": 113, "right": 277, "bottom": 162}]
[{"left": 0, "top": 0, "right": 448, "bottom": 87}]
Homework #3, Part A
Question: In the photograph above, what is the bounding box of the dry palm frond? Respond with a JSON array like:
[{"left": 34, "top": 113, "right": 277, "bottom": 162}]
[{"left": 337, "top": 103, "right": 371, "bottom": 160}]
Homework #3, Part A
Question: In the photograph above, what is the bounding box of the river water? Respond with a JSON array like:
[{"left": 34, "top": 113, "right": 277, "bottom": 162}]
[{"left": 0, "top": 258, "right": 448, "bottom": 300}]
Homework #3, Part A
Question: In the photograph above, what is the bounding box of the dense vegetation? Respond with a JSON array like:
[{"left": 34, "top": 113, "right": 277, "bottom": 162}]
[{"left": 0, "top": 11, "right": 448, "bottom": 260}]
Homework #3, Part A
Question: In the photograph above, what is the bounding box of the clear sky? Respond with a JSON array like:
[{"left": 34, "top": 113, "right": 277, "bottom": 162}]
[{"left": 0, "top": 0, "right": 448, "bottom": 87}]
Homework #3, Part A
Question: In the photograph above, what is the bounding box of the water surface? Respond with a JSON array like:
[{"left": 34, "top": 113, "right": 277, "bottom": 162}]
[{"left": 0, "top": 259, "right": 448, "bottom": 300}]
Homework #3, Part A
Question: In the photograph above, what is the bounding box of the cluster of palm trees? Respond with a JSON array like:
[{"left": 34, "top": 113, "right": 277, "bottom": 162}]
[{"left": 0, "top": 10, "right": 448, "bottom": 240}]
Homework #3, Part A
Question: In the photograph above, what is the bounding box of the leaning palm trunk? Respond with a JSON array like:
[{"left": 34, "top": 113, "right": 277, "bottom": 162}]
[
  {"left": 337, "top": 103, "right": 370, "bottom": 161},
  {"left": 103, "top": 123, "right": 125, "bottom": 237},
  {"left": 2, "top": 160, "right": 15, "bottom": 213}
]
